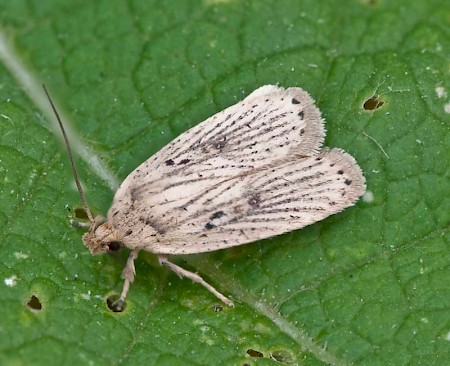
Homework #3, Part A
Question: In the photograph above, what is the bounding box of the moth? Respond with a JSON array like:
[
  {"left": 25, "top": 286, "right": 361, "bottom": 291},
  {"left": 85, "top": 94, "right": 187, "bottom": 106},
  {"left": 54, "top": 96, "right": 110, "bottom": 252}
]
[{"left": 44, "top": 85, "right": 365, "bottom": 309}]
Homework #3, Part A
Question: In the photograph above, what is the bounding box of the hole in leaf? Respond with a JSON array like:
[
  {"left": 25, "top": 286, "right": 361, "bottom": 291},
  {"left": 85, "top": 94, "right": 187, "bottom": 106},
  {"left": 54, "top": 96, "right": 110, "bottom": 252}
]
[
  {"left": 107, "top": 294, "right": 125, "bottom": 312},
  {"left": 270, "top": 350, "right": 293, "bottom": 364},
  {"left": 211, "top": 304, "right": 223, "bottom": 312},
  {"left": 363, "top": 95, "right": 384, "bottom": 110},
  {"left": 74, "top": 207, "right": 89, "bottom": 220},
  {"left": 247, "top": 349, "right": 264, "bottom": 358},
  {"left": 27, "top": 295, "right": 42, "bottom": 311}
]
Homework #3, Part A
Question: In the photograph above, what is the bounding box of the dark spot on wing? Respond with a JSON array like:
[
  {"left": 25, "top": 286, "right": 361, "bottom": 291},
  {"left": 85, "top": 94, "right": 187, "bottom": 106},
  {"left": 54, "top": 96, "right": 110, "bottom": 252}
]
[
  {"left": 338, "top": 170, "right": 344, "bottom": 174},
  {"left": 248, "top": 193, "right": 261, "bottom": 208},
  {"left": 210, "top": 211, "right": 226, "bottom": 220},
  {"left": 200, "top": 134, "right": 227, "bottom": 154},
  {"left": 165, "top": 159, "right": 175, "bottom": 166},
  {"left": 291, "top": 98, "right": 300, "bottom": 104},
  {"left": 178, "top": 159, "right": 190, "bottom": 165},
  {"left": 298, "top": 111, "right": 304, "bottom": 119},
  {"left": 345, "top": 179, "right": 352, "bottom": 185},
  {"left": 130, "top": 188, "right": 139, "bottom": 203},
  {"left": 125, "top": 230, "right": 133, "bottom": 236},
  {"left": 233, "top": 205, "right": 244, "bottom": 214},
  {"left": 205, "top": 222, "right": 216, "bottom": 230},
  {"left": 143, "top": 217, "right": 167, "bottom": 234},
  {"left": 211, "top": 136, "right": 227, "bottom": 150}
]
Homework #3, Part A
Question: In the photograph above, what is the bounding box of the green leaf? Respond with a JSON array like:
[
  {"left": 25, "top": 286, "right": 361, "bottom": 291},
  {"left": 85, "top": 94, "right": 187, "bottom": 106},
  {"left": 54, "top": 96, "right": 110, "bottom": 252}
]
[{"left": 0, "top": 0, "right": 449, "bottom": 365}]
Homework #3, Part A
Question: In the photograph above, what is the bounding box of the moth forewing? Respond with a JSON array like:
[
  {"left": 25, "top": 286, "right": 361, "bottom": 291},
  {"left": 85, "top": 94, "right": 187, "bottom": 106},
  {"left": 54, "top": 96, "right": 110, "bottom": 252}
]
[
  {"left": 50, "top": 84, "right": 365, "bottom": 309},
  {"left": 112, "top": 85, "right": 326, "bottom": 201},
  {"left": 119, "top": 147, "right": 365, "bottom": 255}
]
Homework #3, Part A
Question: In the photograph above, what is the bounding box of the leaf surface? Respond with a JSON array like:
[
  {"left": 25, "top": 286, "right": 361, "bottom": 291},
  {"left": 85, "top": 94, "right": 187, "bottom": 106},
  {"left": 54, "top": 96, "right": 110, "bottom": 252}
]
[{"left": 0, "top": 1, "right": 449, "bottom": 365}]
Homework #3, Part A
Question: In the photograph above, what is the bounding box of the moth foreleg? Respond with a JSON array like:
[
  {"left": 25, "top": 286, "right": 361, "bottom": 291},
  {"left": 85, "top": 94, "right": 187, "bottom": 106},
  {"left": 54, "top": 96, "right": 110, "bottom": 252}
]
[
  {"left": 70, "top": 219, "right": 90, "bottom": 228},
  {"left": 115, "top": 249, "right": 140, "bottom": 310},
  {"left": 158, "top": 255, "right": 234, "bottom": 307}
]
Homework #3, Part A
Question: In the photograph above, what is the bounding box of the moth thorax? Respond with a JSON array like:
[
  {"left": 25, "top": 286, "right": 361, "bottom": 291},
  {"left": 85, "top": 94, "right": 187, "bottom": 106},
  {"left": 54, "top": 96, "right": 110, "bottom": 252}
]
[{"left": 82, "top": 222, "right": 120, "bottom": 255}]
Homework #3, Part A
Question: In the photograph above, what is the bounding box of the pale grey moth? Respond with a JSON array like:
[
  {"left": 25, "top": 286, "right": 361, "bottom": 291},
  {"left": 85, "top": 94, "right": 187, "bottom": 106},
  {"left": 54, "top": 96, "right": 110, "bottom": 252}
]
[{"left": 45, "top": 84, "right": 365, "bottom": 309}]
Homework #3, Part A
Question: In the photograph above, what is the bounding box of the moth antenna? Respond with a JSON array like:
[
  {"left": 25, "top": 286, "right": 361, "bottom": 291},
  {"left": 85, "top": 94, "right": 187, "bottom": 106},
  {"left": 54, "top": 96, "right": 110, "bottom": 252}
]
[{"left": 43, "top": 84, "right": 94, "bottom": 223}]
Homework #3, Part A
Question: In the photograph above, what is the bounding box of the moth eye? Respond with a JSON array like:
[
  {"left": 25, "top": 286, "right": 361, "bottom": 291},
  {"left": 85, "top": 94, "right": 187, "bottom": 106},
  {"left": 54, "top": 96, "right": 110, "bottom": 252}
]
[{"left": 108, "top": 241, "right": 121, "bottom": 252}]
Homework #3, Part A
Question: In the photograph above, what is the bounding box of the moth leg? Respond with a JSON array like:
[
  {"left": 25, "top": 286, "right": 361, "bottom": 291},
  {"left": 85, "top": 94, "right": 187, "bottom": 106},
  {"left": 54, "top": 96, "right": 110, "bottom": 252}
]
[
  {"left": 69, "top": 219, "right": 90, "bottom": 228},
  {"left": 115, "top": 249, "right": 140, "bottom": 309},
  {"left": 158, "top": 255, "right": 234, "bottom": 307},
  {"left": 71, "top": 216, "right": 104, "bottom": 229}
]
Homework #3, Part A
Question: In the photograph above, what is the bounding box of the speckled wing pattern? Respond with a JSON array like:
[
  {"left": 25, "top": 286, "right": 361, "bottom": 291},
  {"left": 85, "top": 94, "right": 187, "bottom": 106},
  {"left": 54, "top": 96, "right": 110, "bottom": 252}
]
[{"left": 108, "top": 85, "right": 365, "bottom": 254}]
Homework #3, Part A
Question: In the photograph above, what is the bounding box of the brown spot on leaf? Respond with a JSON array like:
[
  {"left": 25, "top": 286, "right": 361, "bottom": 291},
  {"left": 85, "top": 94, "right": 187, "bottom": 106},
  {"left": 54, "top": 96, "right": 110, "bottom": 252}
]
[
  {"left": 74, "top": 207, "right": 88, "bottom": 220},
  {"left": 363, "top": 95, "right": 384, "bottom": 110},
  {"left": 107, "top": 294, "right": 125, "bottom": 312},
  {"left": 247, "top": 349, "right": 264, "bottom": 358},
  {"left": 27, "top": 295, "right": 42, "bottom": 311},
  {"left": 270, "top": 350, "right": 293, "bottom": 364},
  {"left": 211, "top": 304, "right": 223, "bottom": 312}
]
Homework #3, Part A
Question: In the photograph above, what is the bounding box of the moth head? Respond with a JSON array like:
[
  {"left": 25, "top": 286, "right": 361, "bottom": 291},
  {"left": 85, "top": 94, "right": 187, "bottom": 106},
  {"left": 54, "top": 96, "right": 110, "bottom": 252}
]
[{"left": 82, "top": 216, "right": 122, "bottom": 255}]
